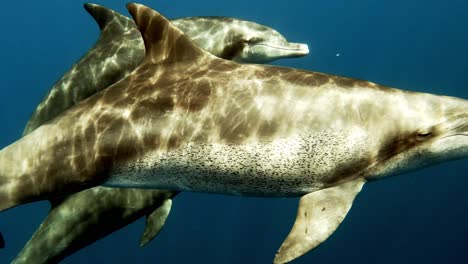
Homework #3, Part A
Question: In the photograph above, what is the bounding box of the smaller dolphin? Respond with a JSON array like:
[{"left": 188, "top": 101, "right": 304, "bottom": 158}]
[{"left": 11, "top": 3, "right": 308, "bottom": 264}]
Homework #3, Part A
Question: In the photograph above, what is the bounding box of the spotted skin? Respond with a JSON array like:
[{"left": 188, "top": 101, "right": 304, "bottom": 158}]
[
  {"left": 1, "top": 3, "right": 468, "bottom": 264},
  {"left": 109, "top": 131, "right": 369, "bottom": 196},
  {"left": 0, "top": 2, "right": 467, "bottom": 213},
  {"left": 12, "top": 3, "right": 308, "bottom": 263}
]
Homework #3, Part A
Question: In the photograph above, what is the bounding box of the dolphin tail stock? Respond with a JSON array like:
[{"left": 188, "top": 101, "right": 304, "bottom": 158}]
[{"left": 274, "top": 178, "right": 366, "bottom": 264}]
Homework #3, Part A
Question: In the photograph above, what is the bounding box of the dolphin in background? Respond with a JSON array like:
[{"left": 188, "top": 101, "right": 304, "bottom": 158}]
[
  {"left": 22, "top": 4, "right": 309, "bottom": 136},
  {"left": 1, "top": 3, "right": 467, "bottom": 263},
  {"left": 169, "top": 16, "right": 309, "bottom": 64},
  {"left": 11, "top": 3, "right": 309, "bottom": 264}
]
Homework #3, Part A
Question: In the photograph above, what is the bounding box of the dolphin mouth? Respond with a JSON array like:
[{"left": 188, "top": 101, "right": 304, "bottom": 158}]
[{"left": 440, "top": 114, "right": 468, "bottom": 139}]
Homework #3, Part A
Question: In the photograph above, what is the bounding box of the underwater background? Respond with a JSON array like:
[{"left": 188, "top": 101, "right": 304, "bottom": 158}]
[{"left": 1, "top": 0, "right": 468, "bottom": 263}]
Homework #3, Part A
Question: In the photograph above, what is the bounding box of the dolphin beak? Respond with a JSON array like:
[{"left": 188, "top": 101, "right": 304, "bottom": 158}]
[
  {"left": 245, "top": 42, "right": 310, "bottom": 63},
  {"left": 451, "top": 114, "right": 468, "bottom": 135},
  {"left": 283, "top": 42, "right": 309, "bottom": 58},
  {"left": 435, "top": 112, "right": 468, "bottom": 161}
]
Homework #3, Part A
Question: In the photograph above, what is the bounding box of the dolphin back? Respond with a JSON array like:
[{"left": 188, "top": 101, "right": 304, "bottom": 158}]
[{"left": 22, "top": 3, "right": 144, "bottom": 135}]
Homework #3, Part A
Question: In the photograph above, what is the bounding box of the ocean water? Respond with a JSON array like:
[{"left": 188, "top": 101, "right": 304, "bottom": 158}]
[{"left": 1, "top": 0, "right": 468, "bottom": 263}]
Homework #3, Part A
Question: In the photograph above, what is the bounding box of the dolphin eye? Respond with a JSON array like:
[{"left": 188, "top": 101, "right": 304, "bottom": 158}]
[
  {"left": 417, "top": 131, "right": 433, "bottom": 139},
  {"left": 244, "top": 37, "right": 262, "bottom": 44}
]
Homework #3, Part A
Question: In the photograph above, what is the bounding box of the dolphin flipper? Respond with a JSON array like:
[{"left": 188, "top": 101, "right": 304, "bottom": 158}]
[
  {"left": 274, "top": 179, "right": 365, "bottom": 264},
  {"left": 139, "top": 198, "right": 173, "bottom": 247}
]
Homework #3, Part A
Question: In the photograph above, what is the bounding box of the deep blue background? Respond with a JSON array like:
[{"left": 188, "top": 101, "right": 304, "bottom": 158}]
[{"left": 1, "top": 0, "right": 468, "bottom": 263}]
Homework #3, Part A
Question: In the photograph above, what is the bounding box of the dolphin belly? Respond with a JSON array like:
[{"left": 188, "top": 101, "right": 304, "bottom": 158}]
[
  {"left": 105, "top": 136, "right": 318, "bottom": 196},
  {"left": 105, "top": 131, "right": 371, "bottom": 197}
]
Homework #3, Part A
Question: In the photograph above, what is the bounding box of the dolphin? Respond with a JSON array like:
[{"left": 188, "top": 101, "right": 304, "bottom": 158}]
[
  {"left": 169, "top": 16, "right": 309, "bottom": 64},
  {"left": 12, "top": 3, "right": 309, "bottom": 264},
  {"left": 23, "top": 4, "right": 309, "bottom": 136},
  {"left": 1, "top": 3, "right": 467, "bottom": 264}
]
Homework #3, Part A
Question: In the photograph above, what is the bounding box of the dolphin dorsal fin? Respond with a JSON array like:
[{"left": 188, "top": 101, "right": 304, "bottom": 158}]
[
  {"left": 84, "top": 3, "right": 127, "bottom": 31},
  {"left": 126, "top": 3, "right": 210, "bottom": 64}
]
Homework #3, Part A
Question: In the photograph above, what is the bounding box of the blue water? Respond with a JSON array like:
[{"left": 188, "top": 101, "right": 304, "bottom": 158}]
[{"left": 1, "top": 0, "right": 468, "bottom": 263}]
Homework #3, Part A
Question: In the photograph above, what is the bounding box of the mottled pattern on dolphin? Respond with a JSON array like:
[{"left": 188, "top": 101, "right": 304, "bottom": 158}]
[
  {"left": 1, "top": 3, "right": 467, "bottom": 263},
  {"left": 23, "top": 4, "right": 308, "bottom": 136},
  {"left": 12, "top": 3, "right": 308, "bottom": 263}
]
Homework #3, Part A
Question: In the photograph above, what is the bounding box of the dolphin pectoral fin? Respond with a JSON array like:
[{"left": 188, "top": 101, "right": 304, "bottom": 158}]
[
  {"left": 274, "top": 178, "right": 365, "bottom": 264},
  {"left": 139, "top": 198, "right": 173, "bottom": 247}
]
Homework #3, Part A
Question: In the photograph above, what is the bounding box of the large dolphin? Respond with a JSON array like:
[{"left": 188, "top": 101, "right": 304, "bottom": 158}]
[
  {"left": 1, "top": 3, "right": 467, "bottom": 263},
  {"left": 12, "top": 3, "right": 308, "bottom": 264}
]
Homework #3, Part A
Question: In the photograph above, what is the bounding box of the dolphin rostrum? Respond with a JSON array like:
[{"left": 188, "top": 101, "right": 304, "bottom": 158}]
[
  {"left": 1, "top": 3, "right": 467, "bottom": 263},
  {"left": 12, "top": 3, "right": 308, "bottom": 263}
]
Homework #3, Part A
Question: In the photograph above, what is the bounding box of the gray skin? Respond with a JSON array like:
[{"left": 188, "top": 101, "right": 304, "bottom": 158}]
[
  {"left": 13, "top": 189, "right": 173, "bottom": 264},
  {"left": 12, "top": 3, "right": 309, "bottom": 264},
  {"left": 1, "top": 3, "right": 467, "bottom": 263},
  {"left": 170, "top": 17, "right": 309, "bottom": 64},
  {"left": 22, "top": 5, "right": 308, "bottom": 135}
]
